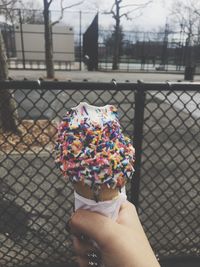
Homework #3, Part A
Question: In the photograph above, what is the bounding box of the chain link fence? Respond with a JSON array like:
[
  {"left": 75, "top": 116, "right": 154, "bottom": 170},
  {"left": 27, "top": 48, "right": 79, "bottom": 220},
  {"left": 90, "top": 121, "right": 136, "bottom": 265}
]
[
  {"left": 0, "top": 81, "right": 200, "bottom": 267},
  {"left": 1, "top": 8, "right": 200, "bottom": 73}
]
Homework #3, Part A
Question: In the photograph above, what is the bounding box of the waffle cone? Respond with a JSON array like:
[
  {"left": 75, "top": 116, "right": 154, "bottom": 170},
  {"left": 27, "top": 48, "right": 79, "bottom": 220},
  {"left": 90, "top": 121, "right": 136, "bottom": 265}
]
[{"left": 74, "top": 182, "right": 119, "bottom": 201}]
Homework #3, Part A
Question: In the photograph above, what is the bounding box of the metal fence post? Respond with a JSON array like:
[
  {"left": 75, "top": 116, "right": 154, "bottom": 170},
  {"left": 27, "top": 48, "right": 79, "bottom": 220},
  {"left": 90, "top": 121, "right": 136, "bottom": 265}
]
[
  {"left": 18, "top": 9, "right": 26, "bottom": 69},
  {"left": 131, "top": 81, "right": 146, "bottom": 210},
  {"left": 79, "top": 11, "right": 82, "bottom": 70}
]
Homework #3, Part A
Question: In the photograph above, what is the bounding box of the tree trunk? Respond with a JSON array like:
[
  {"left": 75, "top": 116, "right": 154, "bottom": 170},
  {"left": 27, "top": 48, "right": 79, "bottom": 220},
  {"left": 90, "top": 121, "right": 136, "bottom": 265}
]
[
  {"left": 112, "top": 22, "right": 120, "bottom": 70},
  {"left": 112, "top": 1, "right": 120, "bottom": 70},
  {"left": 184, "top": 32, "right": 195, "bottom": 80},
  {"left": 0, "top": 31, "right": 19, "bottom": 133},
  {"left": 43, "top": 0, "right": 54, "bottom": 79}
]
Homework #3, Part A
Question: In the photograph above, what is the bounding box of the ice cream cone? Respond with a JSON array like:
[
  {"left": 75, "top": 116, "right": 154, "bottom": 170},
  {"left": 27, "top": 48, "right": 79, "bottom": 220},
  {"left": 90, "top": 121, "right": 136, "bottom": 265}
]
[
  {"left": 55, "top": 102, "right": 135, "bottom": 218},
  {"left": 74, "top": 182, "right": 119, "bottom": 202}
]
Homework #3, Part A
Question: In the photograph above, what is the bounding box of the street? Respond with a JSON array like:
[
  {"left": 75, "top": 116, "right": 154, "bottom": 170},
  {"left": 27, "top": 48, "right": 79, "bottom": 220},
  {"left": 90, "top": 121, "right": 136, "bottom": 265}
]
[{"left": 9, "top": 69, "right": 200, "bottom": 82}]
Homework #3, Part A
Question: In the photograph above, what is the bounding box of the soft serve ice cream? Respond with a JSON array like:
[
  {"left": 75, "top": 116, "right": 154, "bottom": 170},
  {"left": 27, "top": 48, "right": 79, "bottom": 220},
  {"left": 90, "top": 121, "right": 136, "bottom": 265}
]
[{"left": 55, "top": 102, "right": 135, "bottom": 218}]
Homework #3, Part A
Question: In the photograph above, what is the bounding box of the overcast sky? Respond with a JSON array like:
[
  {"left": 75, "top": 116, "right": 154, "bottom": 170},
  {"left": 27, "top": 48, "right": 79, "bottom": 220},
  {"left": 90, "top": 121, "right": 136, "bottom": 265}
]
[
  {"left": 48, "top": 0, "right": 174, "bottom": 31},
  {"left": 0, "top": 0, "right": 176, "bottom": 31}
]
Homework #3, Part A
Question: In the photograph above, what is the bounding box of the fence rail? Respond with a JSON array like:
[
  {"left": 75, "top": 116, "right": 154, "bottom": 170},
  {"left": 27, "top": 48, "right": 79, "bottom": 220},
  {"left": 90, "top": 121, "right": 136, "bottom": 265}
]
[
  {"left": 1, "top": 80, "right": 200, "bottom": 90},
  {"left": 0, "top": 80, "right": 200, "bottom": 267}
]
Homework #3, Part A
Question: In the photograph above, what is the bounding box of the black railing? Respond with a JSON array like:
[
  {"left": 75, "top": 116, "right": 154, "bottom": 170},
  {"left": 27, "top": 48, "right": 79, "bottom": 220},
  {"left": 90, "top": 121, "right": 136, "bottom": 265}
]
[{"left": 0, "top": 80, "right": 200, "bottom": 267}]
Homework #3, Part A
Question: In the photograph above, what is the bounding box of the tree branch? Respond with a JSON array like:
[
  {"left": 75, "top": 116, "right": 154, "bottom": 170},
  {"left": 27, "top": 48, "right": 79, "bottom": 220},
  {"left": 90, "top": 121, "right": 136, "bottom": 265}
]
[
  {"left": 51, "top": 0, "right": 84, "bottom": 26},
  {"left": 0, "top": 0, "right": 19, "bottom": 24},
  {"left": 121, "top": 9, "right": 144, "bottom": 21},
  {"left": 103, "top": 1, "right": 121, "bottom": 18},
  {"left": 104, "top": 0, "right": 152, "bottom": 21},
  {"left": 115, "top": 0, "right": 122, "bottom": 5},
  {"left": 0, "top": 0, "right": 13, "bottom": 7},
  {"left": 62, "top": 0, "right": 84, "bottom": 10},
  {"left": 119, "top": 4, "right": 149, "bottom": 19},
  {"left": 190, "top": 0, "right": 200, "bottom": 16},
  {"left": 110, "top": 2, "right": 115, "bottom": 13},
  {"left": 120, "top": 0, "right": 152, "bottom": 9},
  {"left": 47, "top": 0, "right": 53, "bottom": 8},
  {"left": 194, "top": 9, "right": 200, "bottom": 16},
  {"left": 103, "top": 9, "right": 117, "bottom": 20}
]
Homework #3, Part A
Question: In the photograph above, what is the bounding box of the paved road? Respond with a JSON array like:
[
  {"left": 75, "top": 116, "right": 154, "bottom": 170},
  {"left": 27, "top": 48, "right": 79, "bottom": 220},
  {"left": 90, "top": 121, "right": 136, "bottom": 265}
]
[{"left": 9, "top": 69, "right": 200, "bottom": 82}]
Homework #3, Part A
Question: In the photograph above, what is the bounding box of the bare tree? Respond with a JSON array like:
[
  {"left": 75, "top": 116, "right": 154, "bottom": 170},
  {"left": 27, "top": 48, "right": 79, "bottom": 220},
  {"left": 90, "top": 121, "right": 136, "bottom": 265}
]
[
  {"left": 0, "top": 0, "right": 42, "bottom": 25},
  {"left": 43, "top": 0, "right": 84, "bottom": 79},
  {"left": 0, "top": 1, "right": 19, "bottom": 133},
  {"left": 43, "top": 0, "right": 54, "bottom": 79},
  {"left": 0, "top": 0, "right": 40, "bottom": 133},
  {"left": 0, "top": 0, "right": 18, "bottom": 25},
  {"left": 19, "top": 1, "right": 43, "bottom": 24},
  {"left": 170, "top": 0, "right": 200, "bottom": 79},
  {"left": 104, "top": 0, "right": 152, "bottom": 70}
]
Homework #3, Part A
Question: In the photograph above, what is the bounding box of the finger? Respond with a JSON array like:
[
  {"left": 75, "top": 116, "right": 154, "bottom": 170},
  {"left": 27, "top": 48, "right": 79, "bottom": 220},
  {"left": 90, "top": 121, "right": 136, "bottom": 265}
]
[
  {"left": 70, "top": 209, "right": 120, "bottom": 248},
  {"left": 73, "top": 236, "right": 95, "bottom": 257}
]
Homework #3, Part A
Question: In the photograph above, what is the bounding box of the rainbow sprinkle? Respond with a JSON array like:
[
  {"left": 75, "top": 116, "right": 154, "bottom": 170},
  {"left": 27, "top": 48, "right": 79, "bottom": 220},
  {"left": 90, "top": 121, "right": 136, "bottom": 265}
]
[{"left": 55, "top": 103, "right": 135, "bottom": 191}]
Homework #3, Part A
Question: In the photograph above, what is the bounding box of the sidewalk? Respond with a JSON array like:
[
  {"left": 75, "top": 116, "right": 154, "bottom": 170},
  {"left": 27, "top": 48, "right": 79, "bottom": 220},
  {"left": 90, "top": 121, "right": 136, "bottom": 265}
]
[{"left": 9, "top": 69, "right": 200, "bottom": 82}]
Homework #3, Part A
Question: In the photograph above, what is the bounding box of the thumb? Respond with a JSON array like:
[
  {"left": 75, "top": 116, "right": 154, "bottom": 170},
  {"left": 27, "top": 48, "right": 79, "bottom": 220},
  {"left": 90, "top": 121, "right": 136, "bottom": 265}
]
[{"left": 70, "top": 209, "right": 119, "bottom": 248}]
